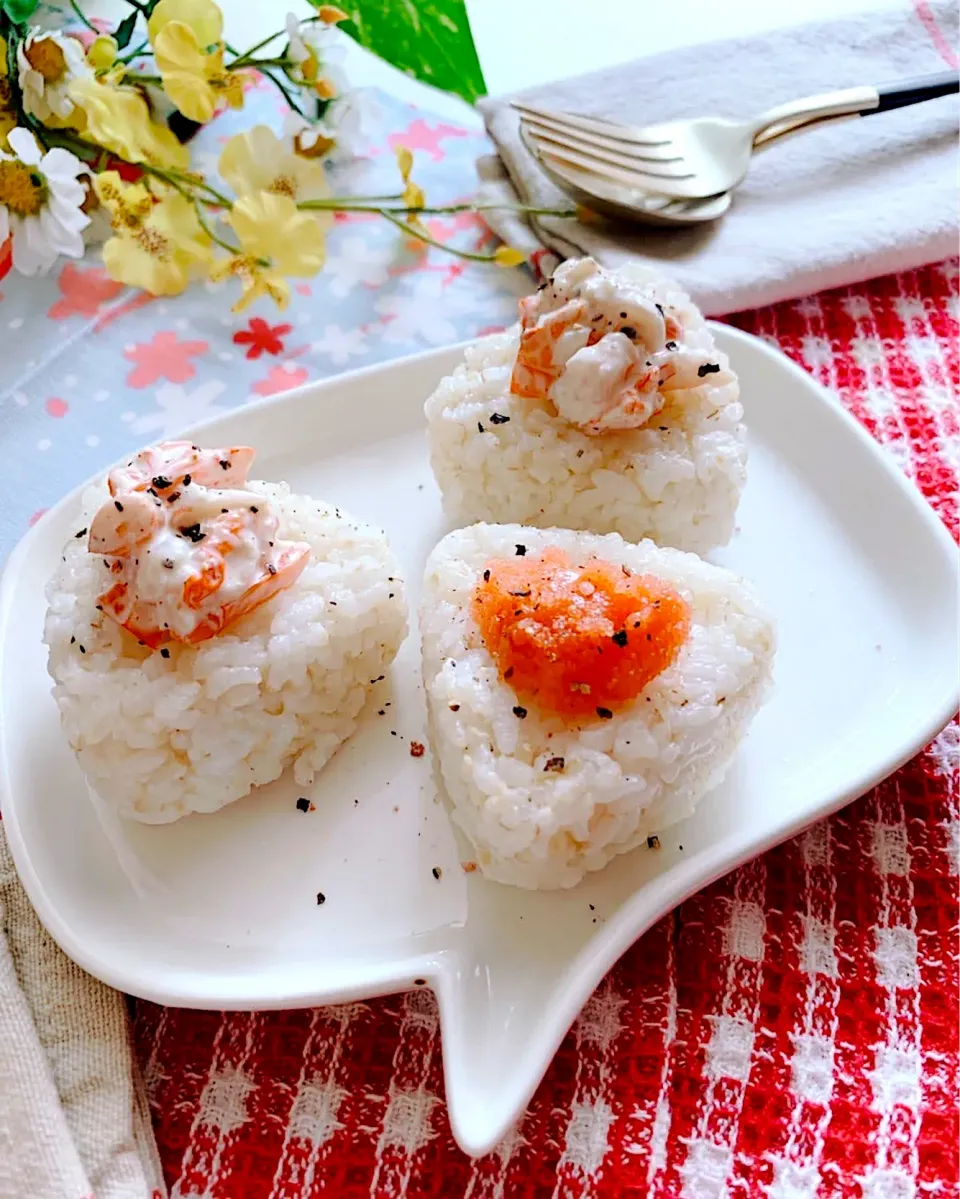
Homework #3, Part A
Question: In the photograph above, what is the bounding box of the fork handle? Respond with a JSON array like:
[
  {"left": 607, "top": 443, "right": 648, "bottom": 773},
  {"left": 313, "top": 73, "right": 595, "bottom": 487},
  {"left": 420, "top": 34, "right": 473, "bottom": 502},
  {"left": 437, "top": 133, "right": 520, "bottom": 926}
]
[
  {"left": 875, "top": 70, "right": 959, "bottom": 112},
  {"left": 750, "top": 72, "right": 958, "bottom": 141}
]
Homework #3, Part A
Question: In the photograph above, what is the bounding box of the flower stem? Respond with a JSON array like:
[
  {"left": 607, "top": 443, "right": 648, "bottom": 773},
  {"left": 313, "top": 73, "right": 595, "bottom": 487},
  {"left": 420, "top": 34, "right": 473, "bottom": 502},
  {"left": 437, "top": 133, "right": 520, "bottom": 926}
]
[
  {"left": 255, "top": 67, "right": 306, "bottom": 117},
  {"left": 379, "top": 211, "right": 501, "bottom": 263},
  {"left": 298, "top": 199, "right": 576, "bottom": 218},
  {"left": 67, "top": 0, "right": 99, "bottom": 34},
  {"left": 117, "top": 39, "right": 151, "bottom": 64},
  {"left": 193, "top": 201, "right": 239, "bottom": 254},
  {"left": 229, "top": 30, "right": 285, "bottom": 68}
]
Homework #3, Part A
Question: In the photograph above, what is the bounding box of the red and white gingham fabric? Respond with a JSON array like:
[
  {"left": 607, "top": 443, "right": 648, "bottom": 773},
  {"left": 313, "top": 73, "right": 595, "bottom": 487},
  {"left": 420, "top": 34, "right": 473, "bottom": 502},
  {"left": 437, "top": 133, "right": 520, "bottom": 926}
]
[{"left": 134, "top": 260, "right": 959, "bottom": 1199}]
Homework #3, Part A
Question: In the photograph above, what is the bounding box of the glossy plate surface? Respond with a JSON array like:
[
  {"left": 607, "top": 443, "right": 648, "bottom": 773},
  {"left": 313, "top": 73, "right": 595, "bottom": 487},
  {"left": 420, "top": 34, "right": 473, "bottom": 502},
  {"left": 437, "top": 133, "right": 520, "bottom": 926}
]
[{"left": 1, "top": 325, "right": 956, "bottom": 1156}]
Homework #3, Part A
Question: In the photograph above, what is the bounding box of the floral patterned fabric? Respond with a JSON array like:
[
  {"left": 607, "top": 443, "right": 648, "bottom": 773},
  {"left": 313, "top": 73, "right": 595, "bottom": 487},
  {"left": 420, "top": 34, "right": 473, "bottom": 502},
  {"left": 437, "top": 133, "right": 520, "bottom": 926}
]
[{"left": 2, "top": 78, "right": 958, "bottom": 1199}]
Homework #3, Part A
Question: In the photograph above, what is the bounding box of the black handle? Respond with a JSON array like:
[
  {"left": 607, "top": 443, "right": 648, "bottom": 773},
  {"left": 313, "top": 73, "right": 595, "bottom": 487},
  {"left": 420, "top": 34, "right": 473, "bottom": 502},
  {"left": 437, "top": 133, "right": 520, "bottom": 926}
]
[{"left": 875, "top": 70, "right": 959, "bottom": 113}]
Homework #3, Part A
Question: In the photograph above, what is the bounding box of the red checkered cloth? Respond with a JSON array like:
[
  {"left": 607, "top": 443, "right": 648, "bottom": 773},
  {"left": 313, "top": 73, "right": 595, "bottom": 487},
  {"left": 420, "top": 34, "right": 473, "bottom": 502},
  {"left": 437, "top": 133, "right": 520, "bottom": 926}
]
[{"left": 134, "top": 260, "right": 959, "bottom": 1199}]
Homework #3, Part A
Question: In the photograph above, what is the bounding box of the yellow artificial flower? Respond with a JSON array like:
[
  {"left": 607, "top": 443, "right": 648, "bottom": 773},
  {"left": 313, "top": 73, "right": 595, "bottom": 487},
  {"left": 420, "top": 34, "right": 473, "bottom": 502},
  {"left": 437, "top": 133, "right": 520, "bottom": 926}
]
[
  {"left": 218, "top": 125, "right": 333, "bottom": 234},
  {"left": 0, "top": 110, "right": 14, "bottom": 152},
  {"left": 0, "top": 46, "right": 13, "bottom": 152},
  {"left": 93, "top": 169, "right": 155, "bottom": 230},
  {"left": 402, "top": 180, "right": 425, "bottom": 210},
  {"left": 212, "top": 191, "right": 326, "bottom": 311},
  {"left": 494, "top": 245, "right": 526, "bottom": 268},
  {"left": 0, "top": 35, "right": 7, "bottom": 76},
  {"left": 394, "top": 145, "right": 413, "bottom": 183},
  {"left": 209, "top": 254, "right": 290, "bottom": 312},
  {"left": 153, "top": 24, "right": 242, "bottom": 123},
  {"left": 87, "top": 35, "right": 118, "bottom": 71},
  {"left": 147, "top": 0, "right": 223, "bottom": 47},
  {"left": 148, "top": 0, "right": 239, "bottom": 123},
  {"left": 100, "top": 190, "right": 212, "bottom": 295},
  {"left": 69, "top": 77, "right": 189, "bottom": 169}
]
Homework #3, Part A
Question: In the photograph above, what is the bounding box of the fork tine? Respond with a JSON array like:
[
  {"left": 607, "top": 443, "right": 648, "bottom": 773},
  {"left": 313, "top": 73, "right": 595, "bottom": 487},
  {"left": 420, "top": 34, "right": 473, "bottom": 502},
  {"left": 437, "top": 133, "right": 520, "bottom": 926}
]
[
  {"left": 520, "top": 114, "right": 684, "bottom": 166},
  {"left": 510, "top": 100, "right": 670, "bottom": 148},
  {"left": 525, "top": 127, "right": 696, "bottom": 184},
  {"left": 527, "top": 138, "right": 699, "bottom": 196}
]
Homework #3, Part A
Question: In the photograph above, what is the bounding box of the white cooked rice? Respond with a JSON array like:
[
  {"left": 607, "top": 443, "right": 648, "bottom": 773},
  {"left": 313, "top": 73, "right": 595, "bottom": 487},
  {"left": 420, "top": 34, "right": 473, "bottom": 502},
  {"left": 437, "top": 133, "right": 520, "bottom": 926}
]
[
  {"left": 44, "top": 481, "right": 408, "bottom": 823},
  {"left": 421, "top": 523, "right": 775, "bottom": 890},
  {"left": 425, "top": 268, "right": 746, "bottom": 554}
]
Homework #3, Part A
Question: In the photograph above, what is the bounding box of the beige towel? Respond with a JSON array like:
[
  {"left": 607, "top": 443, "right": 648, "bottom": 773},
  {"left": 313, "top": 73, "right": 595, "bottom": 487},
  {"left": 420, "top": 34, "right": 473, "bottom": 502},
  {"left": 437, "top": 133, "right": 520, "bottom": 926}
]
[
  {"left": 0, "top": 826, "right": 165, "bottom": 1199},
  {"left": 477, "top": 2, "right": 959, "bottom": 315}
]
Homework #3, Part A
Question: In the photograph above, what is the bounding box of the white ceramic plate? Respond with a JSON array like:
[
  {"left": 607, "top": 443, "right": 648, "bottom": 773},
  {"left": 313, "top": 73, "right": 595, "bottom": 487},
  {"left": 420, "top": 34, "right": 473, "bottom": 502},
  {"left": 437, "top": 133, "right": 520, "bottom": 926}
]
[{"left": 1, "top": 326, "right": 957, "bottom": 1156}]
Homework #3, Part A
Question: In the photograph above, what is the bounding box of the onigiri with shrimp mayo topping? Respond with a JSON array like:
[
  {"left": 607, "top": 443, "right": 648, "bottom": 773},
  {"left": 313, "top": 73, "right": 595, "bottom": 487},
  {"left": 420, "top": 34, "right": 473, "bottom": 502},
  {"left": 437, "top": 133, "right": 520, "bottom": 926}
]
[
  {"left": 425, "top": 257, "right": 746, "bottom": 554},
  {"left": 421, "top": 523, "right": 774, "bottom": 889},
  {"left": 44, "top": 440, "right": 408, "bottom": 823}
]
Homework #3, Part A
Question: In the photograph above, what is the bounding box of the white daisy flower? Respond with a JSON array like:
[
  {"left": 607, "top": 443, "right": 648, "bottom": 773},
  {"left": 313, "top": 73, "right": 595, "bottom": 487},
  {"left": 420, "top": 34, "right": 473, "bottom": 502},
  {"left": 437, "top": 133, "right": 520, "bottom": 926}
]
[
  {"left": 0, "top": 128, "right": 89, "bottom": 275},
  {"left": 283, "top": 88, "right": 379, "bottom": 161},
  {"left": 283, "top": 14, "right": 347, "bottom": 97},
  {"left": 17, "top": 28, "right": 90, "bottom": 122}
]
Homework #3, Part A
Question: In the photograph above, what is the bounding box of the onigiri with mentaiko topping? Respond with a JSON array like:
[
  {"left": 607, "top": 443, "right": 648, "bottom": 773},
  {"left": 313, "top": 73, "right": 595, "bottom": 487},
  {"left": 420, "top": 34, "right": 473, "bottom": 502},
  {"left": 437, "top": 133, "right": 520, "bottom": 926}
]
[
  {"left": 425, "top": 257, "right": 746, "bottom": 554},
  {"left": 421, "top": 522, "right": 774, "bottom": 890},
  {"left": 44, "top": 440, "right": 407, "bottom": 823}
]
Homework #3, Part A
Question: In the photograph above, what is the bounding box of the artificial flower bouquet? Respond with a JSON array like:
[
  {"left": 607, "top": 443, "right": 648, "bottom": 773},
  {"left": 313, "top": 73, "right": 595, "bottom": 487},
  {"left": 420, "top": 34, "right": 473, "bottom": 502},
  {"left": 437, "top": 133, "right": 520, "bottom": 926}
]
[{"left": 0, "top": 0, "right": 562, "bottom": 310}]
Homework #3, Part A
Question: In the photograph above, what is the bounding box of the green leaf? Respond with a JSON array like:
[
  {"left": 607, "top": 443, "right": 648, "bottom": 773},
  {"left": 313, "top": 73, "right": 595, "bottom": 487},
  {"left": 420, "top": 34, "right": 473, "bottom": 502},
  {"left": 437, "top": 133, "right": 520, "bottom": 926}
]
[
  {"left": 335, "top": 1, "right": 486, "bottom": 105},
  {"left": 1, "top": 0, "right": 40, "bottom": 23},
  {"left": 113, "top": 10, "right": 138, "bottom": 49}
]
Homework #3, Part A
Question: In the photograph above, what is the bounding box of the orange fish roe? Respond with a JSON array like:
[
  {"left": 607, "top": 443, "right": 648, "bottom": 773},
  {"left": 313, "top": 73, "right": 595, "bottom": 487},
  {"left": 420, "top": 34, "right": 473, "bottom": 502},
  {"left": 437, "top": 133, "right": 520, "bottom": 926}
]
[{"left": 472, "top": 547, "right": 690, "bottom": 719}]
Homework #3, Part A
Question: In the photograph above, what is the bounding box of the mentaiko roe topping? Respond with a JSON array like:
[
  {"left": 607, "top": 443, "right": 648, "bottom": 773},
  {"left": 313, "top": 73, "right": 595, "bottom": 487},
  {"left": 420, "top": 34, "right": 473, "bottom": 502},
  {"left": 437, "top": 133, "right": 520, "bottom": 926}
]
[{"left": 472, "top": 547, "right": 690, "bottom": 719}]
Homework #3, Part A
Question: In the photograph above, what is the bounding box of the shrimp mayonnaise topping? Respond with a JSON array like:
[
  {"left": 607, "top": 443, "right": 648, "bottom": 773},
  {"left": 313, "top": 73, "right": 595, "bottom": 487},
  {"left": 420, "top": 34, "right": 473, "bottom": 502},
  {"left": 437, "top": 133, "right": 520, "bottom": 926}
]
[
  {"left": 87, "top": 440, "right": 310, "bottom": 648},
  {"left": 509, "top": 257, "right": 731, "bottom": 434}
]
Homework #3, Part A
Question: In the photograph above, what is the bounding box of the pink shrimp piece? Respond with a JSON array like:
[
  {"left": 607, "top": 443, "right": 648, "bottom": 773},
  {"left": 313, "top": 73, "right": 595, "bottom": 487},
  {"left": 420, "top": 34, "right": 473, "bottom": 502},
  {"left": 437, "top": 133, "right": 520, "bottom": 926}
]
[
  {"left": 87, "top": 491, "right": 163, "bottom": 557},
  {"left": 182, "top": 544, "right": 310, "bottom": 644},
  {"left": 108, "top": 441, "right": 256, "bottom": 496},
  {"left": 510, "top": 298, "right": 592, "bottom": 400}
]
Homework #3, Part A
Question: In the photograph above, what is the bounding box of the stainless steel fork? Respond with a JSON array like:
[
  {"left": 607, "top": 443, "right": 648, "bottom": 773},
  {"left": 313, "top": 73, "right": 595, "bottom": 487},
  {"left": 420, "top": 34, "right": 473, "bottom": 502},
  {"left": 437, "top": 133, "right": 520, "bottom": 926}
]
[{"left": 513, "top": 71, "right": 959, "bottom": 202}]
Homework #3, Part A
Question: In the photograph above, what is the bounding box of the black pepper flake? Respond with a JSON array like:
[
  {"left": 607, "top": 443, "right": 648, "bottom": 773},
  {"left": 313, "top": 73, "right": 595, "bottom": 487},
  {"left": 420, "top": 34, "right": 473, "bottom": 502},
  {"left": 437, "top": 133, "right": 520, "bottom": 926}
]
[
  {"left": 513, "top": 705, "right": 528, "bottom": 719},
  {"left": 544, "top": 756, "right": 565, "bottom": 773},
  {"left": 620, "top": 326, "right": 637, "bottom": 341},
  {"left": 596, "top": 706, "right": 613, "bottom": 719},
  {"left": 296, "top": 797, "right": 310, "bottom": 812},
  {"left": 431, "top": 866, "right": 442, "bottom": 880},
  {"left": 182, "top": 474, "right": 192, "bottom": 486},
  {"left": 697, "top": 362, "right": 721, "bottom": 378},
  {"left": 619, "top": 310, "right": 627, "bottom": 318},
  {"left": 413, "top": 977, "right": 427, "bottom": 985},
  {"left": 449, "top": 703, "right": 460, "bottom": 712},
  {"left": 221, "top": 508, "right": 228, "bottom": 514},
  {"left": 219, "top": 459, "right": 231, "bottom": 470},
  {"left": 162, "top": 558, "right": 174, "bottom": 569},
  {"left": 612, "top": 629, "right": 628, "bottom": 647},
  {"left": 179, "top": 523, "right": 205, "bottom": 543},
  {"left": 478, "top": 422, "right": 485, "bottom": 433},
  {"left": 509, "top": 589, "right": 531, "bottom": 597},
  {"left": 152, "top": 475, "right": 172, "bottom": 490},
  {"left": 647, "top": 835, "right": 661, "bottom": 850},
  {"left": 74, "top": 527, "right": 87, "bottom": 539},
  {"left": 166, "top": 490, "right": 181, "bottom": 504},
  {"left": 655, "top": 302, "right": 665, "bottom": 316},
  {"left": 78, "top": 645, "right": 86, "bottom": 654},
  {"left": 665, "top": 341, "right": 677, "bottom": 351},
  {"left": 250, "top": 505, "right": 258, "bottom": 513},
  {"left": 267, "top": 564, "right": 277, "bottom": 576},
  {"left": 114, "top": 500, "right": 123, "bottom": 512},
  {"left": 160, "top": 647, "right": 170, "bottom": 659},
  {"left": 316, "top": 892, "right": 326, "bottom": 905},
  {"left": 515, "top": 544, "right": 526, "bottom": 556},
  {"left": 70, "top": 635, "right": 75, "bottom": 644},
  {"left": 589, "top": 903, "right": 595, "bottom": 911},
  {"left": 483, "top": 569, "right": 491, "bottom": 582},
  {"left": 489, "top": 412, "right": 510, "bottom": 425}
]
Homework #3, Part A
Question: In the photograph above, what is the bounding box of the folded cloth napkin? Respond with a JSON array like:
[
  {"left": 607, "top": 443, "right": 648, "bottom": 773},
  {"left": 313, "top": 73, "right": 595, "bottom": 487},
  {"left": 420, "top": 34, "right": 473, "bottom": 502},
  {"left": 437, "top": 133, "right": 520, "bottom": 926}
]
[
  {"left": 477, "top": 1, "right": 959, "bottom": 315},
  {"left": 0, "top": 826, "right": 165, "bottom": 1199}
]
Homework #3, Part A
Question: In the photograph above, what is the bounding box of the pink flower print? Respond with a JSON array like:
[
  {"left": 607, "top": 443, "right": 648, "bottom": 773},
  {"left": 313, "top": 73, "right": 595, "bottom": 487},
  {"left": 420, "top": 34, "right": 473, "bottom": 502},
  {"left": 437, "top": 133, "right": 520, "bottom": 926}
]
[
  {"left": 29, "top": 509, "right": 47, "bottom": 527},
  {"left": 47, "top": 264, "right": 123, "bottom": 319},
  {"left": 387, "top": 119, "right": 469, "bottom": 163},
  {"left": 233, "top": 318, "right": 292, "bottom": 360},
  {"left": 45, "top": 398, "right": 68, "bottom": 418},
  {"left": 124, "top": 331, "right": 209, "bottom": 388},
  {"left": 252, "top": 364, "right": 309, "bottom": 396}
]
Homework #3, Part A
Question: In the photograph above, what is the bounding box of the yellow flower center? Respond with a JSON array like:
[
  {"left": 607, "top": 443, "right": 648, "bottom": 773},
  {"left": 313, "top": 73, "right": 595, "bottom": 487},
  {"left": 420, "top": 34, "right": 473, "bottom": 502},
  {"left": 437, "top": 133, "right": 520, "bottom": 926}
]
[
  {"left": 268, "top": 174, "right": 297, "bottom": 199},
  {"left": 0, "top": 160, "right": 44, "bottom": 216},
  {"left": 25, "top": 36, "right": 67, "bottom": 83},
  {"left": 135, "top": 224, "right": 172, "bottom": 261}
]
